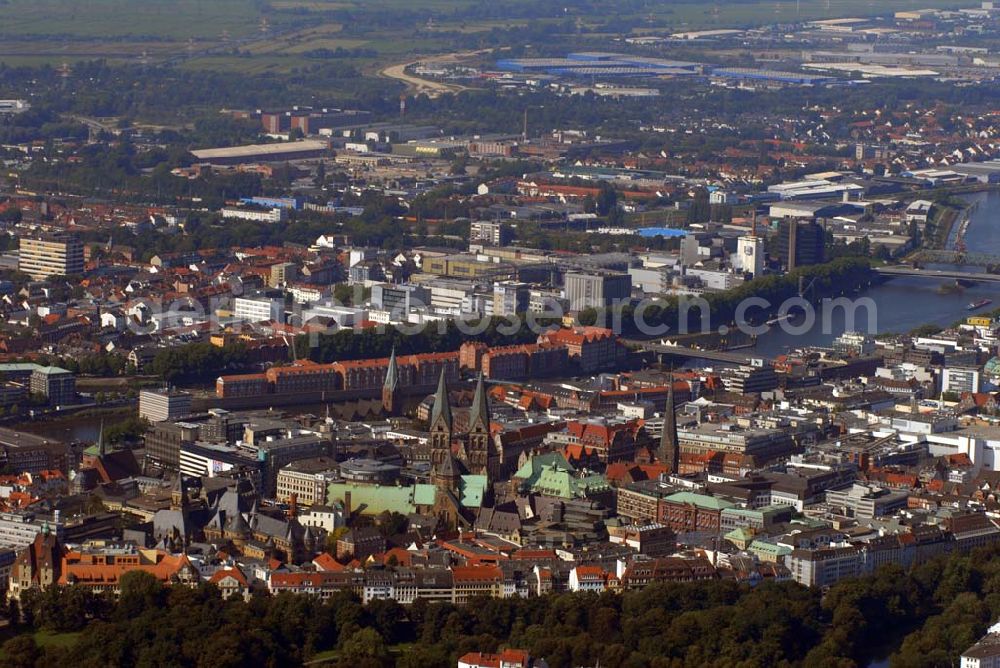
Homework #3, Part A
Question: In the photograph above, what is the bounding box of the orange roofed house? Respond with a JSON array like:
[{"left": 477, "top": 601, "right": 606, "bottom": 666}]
[
  {"left": 568, "top": 564, "right": 619, "bottom": 592},
  {"left": 458, "top": 649, "right": 545, "bottom": 668}
]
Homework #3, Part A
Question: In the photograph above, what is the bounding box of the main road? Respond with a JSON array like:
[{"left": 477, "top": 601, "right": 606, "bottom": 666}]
[{"left": 378, "top": 49, "right": 492, "bottom": 98}]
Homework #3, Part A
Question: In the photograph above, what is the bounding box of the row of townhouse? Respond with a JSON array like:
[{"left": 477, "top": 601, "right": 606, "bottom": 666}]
[
  {"left": 267, "top": 565, "right": 512, "bottom": 604},
  {"left": 267, "top": 556, "right": 719, "bottom": 604}
]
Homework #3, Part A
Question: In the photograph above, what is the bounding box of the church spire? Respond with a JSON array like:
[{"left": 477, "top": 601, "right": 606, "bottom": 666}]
[
  {"left": 468, "top": 372, "right": 490, "bottom": 430},
  {"left": 97, "top": 419, "right": 106, "bottom": 457},
  {"left": 466, "top": 371, "right": 496, "bottom": 483},
  {"left": 382, "top": 347, "right": 402, "bottom": 416},
  {"left": 660, "top": 375, "right": 679, "bottom": 474},
  {"left": 430, "top": 368, "right": 452, "bottom": 431},
  {"left": 384, "top": 347, "right": 399, "bottom": 392},
  {"left": 428, "top": 367, "right": 454, "bottom": 470},
  {"left": 171, "top": 474, "right": 189, "bottom": 511}
]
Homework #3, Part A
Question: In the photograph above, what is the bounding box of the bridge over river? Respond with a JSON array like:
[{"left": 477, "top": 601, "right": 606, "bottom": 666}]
[
  {"left": 625, "top": 340, "right": 771, "bottom": 367},
  {"left": 874, "top": 265, "right": 1000, "bottom": 283}
]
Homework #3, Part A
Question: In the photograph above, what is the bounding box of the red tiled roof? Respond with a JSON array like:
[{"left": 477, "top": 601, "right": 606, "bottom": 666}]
[
  {"left": 209, "top": 566, "right": 248, "bottom": 587},
  {"left": 312, "top": 553, "right": 344, "bottom": 572}
]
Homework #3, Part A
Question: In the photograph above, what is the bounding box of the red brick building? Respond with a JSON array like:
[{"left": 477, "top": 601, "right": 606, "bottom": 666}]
[
  {"left": 541, "top": 327, "right": 622, "bottom": 372},
  {"left": 656, "top": 492, "right": 733, "bottom": 533},
  {"left": 216, "top": 352, "right": 460, "bottom": 398},
  {"left": 563, "top": 418, "right": 646, "bottom": 463}
]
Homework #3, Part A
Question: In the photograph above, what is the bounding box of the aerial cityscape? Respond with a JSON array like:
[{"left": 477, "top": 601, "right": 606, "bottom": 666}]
[{"left": 4, "top": 0, "right": 1000, "bottom": 666}]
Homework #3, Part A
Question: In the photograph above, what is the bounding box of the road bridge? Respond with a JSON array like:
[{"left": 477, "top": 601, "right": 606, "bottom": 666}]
[
  {"left": 909, "top": 250, "right": 1000, "bottom": 266},
  {"left": 874, "top": 266, "right": 1000, "bottom": 283},
  {"left": 626, "top": 340, "right": 769, "bottom": 367}
]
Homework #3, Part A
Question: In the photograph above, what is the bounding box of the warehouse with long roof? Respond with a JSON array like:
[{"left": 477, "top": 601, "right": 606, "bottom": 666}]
[{"left": 190, "top": 140, "right": 330, "bottom": 165}]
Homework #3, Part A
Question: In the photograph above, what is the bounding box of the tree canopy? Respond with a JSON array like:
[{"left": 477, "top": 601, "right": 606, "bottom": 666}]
[{"left": 5, "top": 542, "right": 1000, "bottom": 668}]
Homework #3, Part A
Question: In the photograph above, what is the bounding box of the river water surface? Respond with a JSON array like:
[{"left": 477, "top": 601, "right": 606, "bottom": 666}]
[{"left": 750, "top": 190, "right": 1000, "bottom": 358}]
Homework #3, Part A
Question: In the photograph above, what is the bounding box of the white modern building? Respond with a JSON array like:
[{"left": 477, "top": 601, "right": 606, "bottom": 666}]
[
  {"left": 300, "top": 302, "right": 367, "bottom": 330},
  {"left": 926, "top": 424, "right": 1000, "bottom": 470},
  {"left": 220, "top": 206, "right": 287, "bottom": 224},
  {"left": 685, "top": 266, "right": 742, "bottom": 291},
  {"left": 233, "top": 294, "right": 285, "bottom": 324},
  {"left": 942, "top": 366, "right": 983, "bottom": 395},
  {"left": 734, "top": 235, "right": 765, "bottom": 278},
  {"left": 139, "top": 389, "right": 193, "bottom": 423}
]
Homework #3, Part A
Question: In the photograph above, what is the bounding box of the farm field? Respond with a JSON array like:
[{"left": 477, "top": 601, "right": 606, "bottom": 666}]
[
  {"left": 0, "top": 0, "right": 267, "bottom": 39},
  {"left": 0, "top": 0, "right": 981, "bottom": 71}
]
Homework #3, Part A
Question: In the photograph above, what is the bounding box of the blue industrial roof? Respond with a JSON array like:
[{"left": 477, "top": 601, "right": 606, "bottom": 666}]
[{"left": 636, "top": 227, "right": 687, "bottom": 238}]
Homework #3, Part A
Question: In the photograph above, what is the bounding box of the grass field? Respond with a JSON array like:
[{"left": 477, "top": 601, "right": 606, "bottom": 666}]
[
  {"left": 32, "top": 630, "right": 81, "bottom": 649},
  {"left": 0, "top": 0, "right": 984, "bottom": 70},
  {"left": 0, "top": 630, "right": 82, "bottom": 657},
  {"left": 0, "top": 0, "right": 979, "bottom": 41},
  {"left": 303, "top": 643, "right": 412, "bottom": 666},
  {"left": 0, "top": 0, "right": 268, "bottom": 39},
  {"left": 178, "top": 55, "right": 321, "bottom": 74}
]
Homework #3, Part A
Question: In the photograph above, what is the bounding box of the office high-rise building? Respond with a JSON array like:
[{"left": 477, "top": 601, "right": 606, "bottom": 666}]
[
  {"left": 493, "top": 281, "right": 530, "bottom": 316},
  {"left": 139, "top": 389, "right": 193, "bottom": 423},
  {"left": 470, "top": 221, "right": 512, "bottom": 247},
  {"left": 233, "top": 292, "right": 286, "bottom": 324},
  {"left": 564, "top": 271, "right": 632, "bottom": 312},
  {"left": 777, "top": 220, "right": 825, "bottom": 271},
  {"left": 722, "top": 362, "right": 779, "bottom": 395},
  {"left": 370, "top": 283, "right": 429, "bottom": 318},
  {"left": 18, "top": 234, "right": 84, "bottom": 280}
]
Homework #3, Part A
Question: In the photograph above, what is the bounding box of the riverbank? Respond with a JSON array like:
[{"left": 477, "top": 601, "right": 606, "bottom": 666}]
[{"left": 935, "top": 205, "right": 961, "bottom": 250}]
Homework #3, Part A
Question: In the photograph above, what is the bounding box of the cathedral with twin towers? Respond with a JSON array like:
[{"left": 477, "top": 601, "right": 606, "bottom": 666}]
[{"left": 382, "top": 348, "right": 499, "bottom": 527}]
